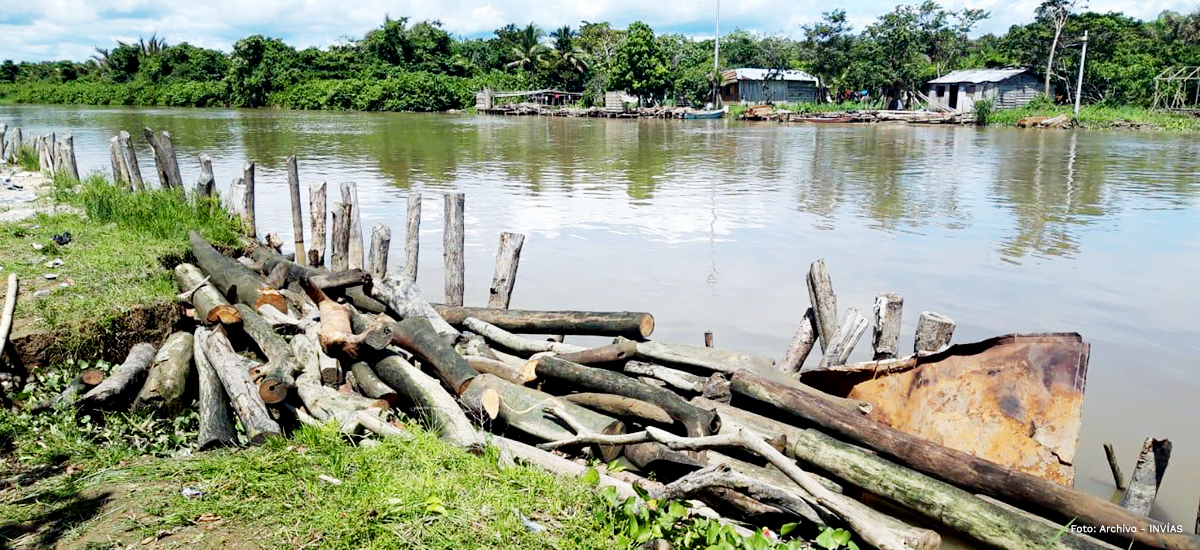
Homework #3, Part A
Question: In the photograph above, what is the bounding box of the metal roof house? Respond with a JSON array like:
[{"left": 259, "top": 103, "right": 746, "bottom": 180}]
[
  {"left": 720, "top": 68, "right": 820, "bottom": 104},
  {"left": 926, "top": 68, "right": 1039, "bottom": 111}
]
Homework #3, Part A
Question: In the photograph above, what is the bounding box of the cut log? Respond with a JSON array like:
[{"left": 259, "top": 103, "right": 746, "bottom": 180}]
[
  {"left": 117, "top": 131, "right": 144, "bottom": 191},
  {"left": 624, "top": 360, "right": 706, "bottom": 393},
  {"left": 195, "top": 328, "right": 281, "bottom": 444},
  {"left": 27, "top": 369, "right": 104, "bottom": 412},
  {"left": 132, "top": 332, "right": 194, "bottom": 413},
  {"left": 236, "top": 303, "right": 303, "bottom": 404},
  {"left": 1120, "top": 438, "right": 1172, "bottom": 516},
  {"left": 701, "top": 373, "right": 731, "bottom": 403},
  {"left": 387, "top": 316, "right": 477, "bottom": 394},
  {"left": 704, "top": 331, "right": 714, "bottom": 348},
  {"left": 487, "top": 232, "right": 524, "bottom": 308},
  {"left": 330, "top": 202, "right": 350, "bottom": 271},
  {"left": 532, "top": 356, "right": 716, "bottom": 437},
  {"left": 141, "top": 128, "right": 183, "bottom": 189},
  {"left": 403, "top": 193, "right": 420, "bottom": 282},
  {"left": 872, "top": 292, "right": 904, "bottom": 360},
  {"left": 1104, "top": 442, "right": 1127, "bottom": 491},
  {"left": 301, "top": 279, "right": 391, "bottom": 360},
  {"left": 555, "top": 341, "right": 638, "bottom": 365},
  {"left": 779, "top": 308, "right": 817, "bottom": 374},
  {"left": 728, "top": 370, "right": 1199, "bottom": 550},
  {"left": 286, "top": 156, "right": 306, "bottom": 265},
  {"left": 563, "top": 393, "right": 674, "bottom": 425},
  {"left": 653, "top": 464, "right": 827, "bottom": 526},
  {"left": 194, "top": 329, "right": 236, "bottom": 450},
  {"left": 59, "top": 134, "right": 79, "bottom": 181},
  {"left": 814, "top": 307, "right": 867, "bottom": 370},
  {"left": 242, "top": 162, "right": 256, "bottom": 239},
  {"left": 251, "top": 246, "right": 387, "bottom": 313},
  {"left": 77, "top": 343, "right": 157, "bottom": 410},
  {"left": 371, "top": 276, "right": 459, "bottom": 341},
  {"left": 225, "top": 178, "right": 247, "bottom": 221},
  {"left": 807, "top": 259, "right": 838, "bottom": 350},
  {"left": 464, "top": 317, "right": 585, "bottom": 355},
  {"left": 0, "top": 274, "right": 16, "bottom": 358},
  {"left": 462, "top": 373, "right": 624, "bottom": 459},
  {"left": 188, "top": 231, "right": 285, "bottom": 313},
  {"left": 625, "top": 338, "right": 774, "bottom": 375},
  {"left": 624, "top": 441, "right": 705, "bottom": 478},
  {"left": 464, "top": 355, "right": 535, "bottom": 385},
  {"left": 309, "top": 181, "right": 327, "bottom": 267},
  {"left": 435, "top": 305, "right": 654, "bottom": 339},
  {"left": 174, "top": 263, "right": 240, "bottom": 324},
  {"left": 197, "top": 154, "right": 216, "bottom": 197},
  {"left": 108, "top": 136, "right": 125, "bottom": 184},
  {"left": 914, "top": 311, "right": 955, "bottom": 353},
  {"left": 338, "top": 182, "right": 361, "bottom": 270},
  {"left": 290, "top": 331, "right": 387, "bottom": 421},
  {"left": 372, "top": 351, "right": 484, "bottom": 450},
  {"left": 731, "top": 370, "right": 875, "bottom": 415},
  {"left": 350, "top": 361, "right": 399, "bottom": 406},
  {"left": 369, "top": 224, "right": 391, "bottom": 280},
  {"left": 443, "top": 192, "right": 465, "bottom": 306}
]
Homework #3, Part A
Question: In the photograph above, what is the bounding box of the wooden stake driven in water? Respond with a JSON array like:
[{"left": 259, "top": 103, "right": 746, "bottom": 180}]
[
  {"left": 404, "top": 193, "right": 421, "bottom": 282},
  {"left": 779, "top": 308, "right": 817, "bottom": 374},
  {"left": 142, "top": 128, "right": 182, "bottom": 189},
  {"left": 914, "top": 311, "right": 955, "bottom": 353},
  {"left": 1104, "top": 442, "right": 1127, "bottom": 490},
  {"left": 872, "top": 292, "right": 904, "bottom": 360},
  {"left": 807, "top": 259, "right": 838, "bottom": 351},
  {"left": 196, "top": 154, "right": 215, "bottom": 197},
  {"left": 60, "top": 134, "right": 79, "bottom": 181},
  {"left": 117, "top": 130, "right": 144, "bottom": 191},
  {"left": 488, "top": 231, "right": 524, "bottom": 309},
  {"left": 243, "top": 162, "right": 256, "bottom": 239},
  {"left": 1120, "top": 437, "right": 1172, "bottom": 516},
  {"left": 369, "top": 224, "right": 391, "bottom": 279},
  {"left": 443, "top": 192, "right": 465, "bottom": 306},
  {"left": 330, "top": 202, "right": 350, "bottom": 271},
  {"left": 286, "top": 155, "right": 306, "bottom": 265},
  {"left": 342, "top": 182, "right": 363, "bottom": 270},
  {"left": 309, "top": 182, "right": 326, "bottom": 267}
]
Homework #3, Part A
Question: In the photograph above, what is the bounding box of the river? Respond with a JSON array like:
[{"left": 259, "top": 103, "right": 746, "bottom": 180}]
[{"left": 3, "top": 105, "right": 1198, "bottom": 527}]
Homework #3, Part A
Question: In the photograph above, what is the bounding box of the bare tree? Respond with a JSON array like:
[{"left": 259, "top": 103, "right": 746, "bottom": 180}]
[{"left": 1036, "top": 0, "right": 1084, "bottom": 97}]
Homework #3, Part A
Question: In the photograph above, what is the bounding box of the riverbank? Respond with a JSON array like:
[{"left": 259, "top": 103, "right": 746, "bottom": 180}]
[{"left": 985, "top": 104, "right": 1200, "bottom": 131}]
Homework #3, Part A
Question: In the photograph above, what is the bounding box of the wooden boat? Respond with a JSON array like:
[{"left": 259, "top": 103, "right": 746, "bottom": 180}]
[
  {"left": 683, "top": 108, "right": 727, "bottom": 120},
  {"left": 792, "top": 115, "right": 855, "bottom": 124}
]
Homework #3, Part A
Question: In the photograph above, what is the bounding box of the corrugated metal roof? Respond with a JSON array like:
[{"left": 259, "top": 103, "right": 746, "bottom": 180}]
[
  {"left": 928, "top": 68, "right": 1029, "bottom": 84},
  {"left": 722, "top": 68, "right": 820, "bottom": 83}
]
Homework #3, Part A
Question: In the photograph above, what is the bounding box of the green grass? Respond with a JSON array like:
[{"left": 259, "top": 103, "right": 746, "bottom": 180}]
[
  {"left": 12, "top": 144, "right": 38, "bottom": 172},
  {"left": 986, "top": 103, "right": 1200, "bottom": 131},
  {"left": 0, "top": 172, "right": 243, "bottom": 354}
]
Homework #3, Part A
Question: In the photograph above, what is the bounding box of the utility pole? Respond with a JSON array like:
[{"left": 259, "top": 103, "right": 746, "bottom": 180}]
[{"left": 1074, "top": 30, "right": 1088, "bottom": 117}]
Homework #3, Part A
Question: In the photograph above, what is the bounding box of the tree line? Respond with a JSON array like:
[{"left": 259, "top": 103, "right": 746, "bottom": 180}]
[{"left": 1, "top": 1, "right": 1198, "bottom": 111}]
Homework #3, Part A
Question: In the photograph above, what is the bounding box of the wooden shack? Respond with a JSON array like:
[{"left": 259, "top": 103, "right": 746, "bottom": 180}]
[
  {"left": 926, "top": 68, "right": 1039, "bottom": 111},
  {"left": 719, "top": 69, "right": 820, "bottom": 104}
]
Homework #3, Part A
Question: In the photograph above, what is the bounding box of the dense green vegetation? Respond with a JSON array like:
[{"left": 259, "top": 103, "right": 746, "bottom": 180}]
[{"left": 0, "top": 2, "right": 1198, "bottom": 112}]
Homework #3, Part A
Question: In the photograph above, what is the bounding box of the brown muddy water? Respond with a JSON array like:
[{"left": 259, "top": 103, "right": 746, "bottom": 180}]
[{"left": 2, "top": 105, "right": 1198, "bottom": 526}]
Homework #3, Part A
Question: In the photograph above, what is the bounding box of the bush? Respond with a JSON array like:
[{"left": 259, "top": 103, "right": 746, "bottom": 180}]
[{"left": 972, "top": 98, "right": 994, "bottom": 126}]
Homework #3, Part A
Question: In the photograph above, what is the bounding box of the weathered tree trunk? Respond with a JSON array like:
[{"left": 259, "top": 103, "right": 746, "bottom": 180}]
[
  {"left": 194, "top": 329, "right": 237, "bottom": 450},
  {"left": 117, "top": 131, "right": 144, "bottom": 191},
  {"left": 27, "top": 369, "right": 104, "bottom": 412},
  {"left": 914, "top": 311, "right": 955, "bottom": 353},
  {"left": 731, "top": 369, "right": 874, "bottom": 415},
  {"left": 236, "top": 303, "right": 304, "bottom": 404},
  {"left": 108, "top": 136, "right": 126, "bottom": 183},
  {"left": 141, "top": 128, "right": 183, "bottom": 189},
  {"left": 463, "top": 355, "right": 534, "bottom": 384},
  {"left": 174, "top": 263, "right": 240, "bottom": 324},
  {"left": 371, "top": 276, "right": 459, "bottom": 341},
  {"left": 1104, "top": 442, "right": 1127, "bottom": 491},
  {"left": 340, "top": 182, "right": 363, "bottom": 270},
  {"left": 1120, "top": 438, "right": 1172, "bottom": 516},
  {"left": 196, "top": 328, "right": 282, "bottom": 444},
  {"left": 488, "top": 231, "right": 524, "bottom": 308},
  {"left": 309, "top": 182, "right": 326, "bottom": 267},
  {"left": 779, "top": 308, "right": 817, "bottom": 374},
  {"left": 729, "top": 370, "right": 1200, "bottom": 550},
  {"left": 369, "top": 224, "right": 390, "bottom": 280},
  {"left": 563, "top": 393, "right": 674, "bottom": 425},
  {"left": 462, "top": 373, "right": 624, "bottom": 458},
  {"left": 133, "top": 332, "right": 194, "bottom": 413},
  {"left": 277, "top": 156, "right": 305, "bottom": 265},
  {"left": 242, "top": 162, "right": 256, "bottom": 239},
  {"left": 301, "top": 279, "right": 391, "bottom": 360},
  {"left": 653, "top": 464, "right": 827, "bottom": 526},
  {"left": 250, "top": 246, "right": 387, "bottom": 313},
  {"left": 0, "top": 124, "right": 5, "bottom": 161},
  {"left": 387, "top": 316, "right": 477, "bottom": 394},
  {"left": 556, "top": 341, "right": 638, "bottom": 365},
  {"left": 533, "top": 356, "right": 716, "bottom": 437},
  {"left": 624, "top": 441, "right": 704, "bottom": 478},
  {"left": 0, "top": 274, "right": 15, "bottom": 360},
  {"left": 443, "top": 192, "right": 465, "bottom": 306},
  {"left": 872, "top": 292, "right": 904, "bottom": 360},
  {"left": 77, "top": 343, "right": 157, "bottom": 410},
  {"left": 462, "top": 317, "right": 584, "bottom": 355},
  {"left": 435, "top": 306, "right": 655, "bottom": 339},
  {"left": 372, "top": 351, "right": 484, "bottom": 450},
  {"left": 196, "top": 154, "right": 215, "bottom": 197},
  {"left": 59, "top": 134, "right": 79, "bottom": 181},
  {"left": 624, "top": 360, "right": 707, "bottom": 393},
  {"left": 10, "top": 127, "right": 20, "bottom": 162},
  {"left": 330, "top": 202, "right": 350, "bottom": 271},
  {"left": 807, "top": 259, "right": 838, "bottom": 350},
  {"left": 225, "top": 178, "right": 247, "bottom": 222},
  {"left": 625, "top": 338, "right": 774, "bottom": 375},
  {"left": 349, "top": 361, "right": 399, "bottom": 406},
  {"left": 404, "top": 193, "right": 420, "bottom": 282},
  {"left": 814, "top": 307, "right": 867, "bottom": 369},
  {"left": 189, "top": 231, "right": 285, "bottom": 313}
]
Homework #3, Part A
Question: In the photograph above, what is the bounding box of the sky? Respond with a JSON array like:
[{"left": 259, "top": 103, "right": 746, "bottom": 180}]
[{"left": 0, "top": 0, "right": 1194, "bottom": 62}]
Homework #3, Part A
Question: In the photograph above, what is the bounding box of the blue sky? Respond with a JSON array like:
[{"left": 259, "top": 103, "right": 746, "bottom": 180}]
[{"left": 0, "top": 0, "right": 1193, "bottom": 62}]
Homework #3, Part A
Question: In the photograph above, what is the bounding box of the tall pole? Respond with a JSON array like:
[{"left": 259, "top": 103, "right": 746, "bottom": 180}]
[
  {"left": 713, "top": 0, "right": 721, "bottom": 107},
  {"left": 1074, "top": 30, "right": 1088, "bottom": 117}
]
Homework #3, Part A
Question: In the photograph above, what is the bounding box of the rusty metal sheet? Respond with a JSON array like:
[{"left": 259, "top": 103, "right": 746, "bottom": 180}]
[{"left": 847, "top": 333, "right": 1089, "bottom": 486}]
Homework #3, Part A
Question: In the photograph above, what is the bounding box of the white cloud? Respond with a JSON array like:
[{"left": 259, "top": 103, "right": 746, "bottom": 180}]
[{"left": 0, "top": 0, "right": 1192, "bottom": 61}]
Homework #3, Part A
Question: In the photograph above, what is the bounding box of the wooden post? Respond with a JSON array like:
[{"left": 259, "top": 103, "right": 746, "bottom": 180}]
[
  {"left": 342, "top": 182, "right": 363, "bottom": 270},
  {"left": 1120, "top": 438, "right": 1172, "bottom": 516},
  {"left": 0, "top": 124, "right": 6, "bottom": 161},
  {"left": 404, "top": 193, "right": 420, "bottom": 282},
  {"left": 914, "top": 311, "right": 955, "bottom": 353},
  {"left": 108, "top": 136, "right": 126, "bottom": 184},
  {"left": 284, "top": 155, "right": 306, "bottom": 265},
  {"left": 243, "top": 162, "right": 256, "bottom": 239},
  {"left": 45, "top": 132, "right": 56, "bottom": 170},
  {"left": 872, "top": 292, "right": 904, "bottom": 360},
  {"left": 309, "top": 182, "right": 327, "bottom": 267},
  {"left": 59, "top": 134, "right": 79, "bottom": 181},
  {"left": 117, "top": 130, "right": 144, "bottom": 191},
  {"left": 488, "top": 231, "right": 524, "bottom": 309},
  {"left": 11, "top": 127, "right": 20, "bottom": 160},
  {"left": 704, "top": 331, "right": 714, "bottom": 348},
  {"left": 816, "top": 307, "right": 868, "bottom": 369},
  {"left": 142, "top": 128, "right": 182, "bottom": 188},
  {"left": 807, "top": 259, "right": 838, "bottom": 350},
  {"left": 443, "top": 192, "right": 465, "bottom": 306},
  {"left": 779, "top": 308, "right": 817, "bottom": 374},
  {"left": 225, "top": 178, "right": 247, "bottom": 222},
  {"left": 369, "top": 224, "right": 391, "bottom": 280},
  {"left": 1104, "top": 442, "right": 1127, "bottom": 491},
  {"left": 196, "top": 154, "right": 215, "bottom": 197},
  {"left": 330, "top": 202, "right": 350, "bottom": 271}
]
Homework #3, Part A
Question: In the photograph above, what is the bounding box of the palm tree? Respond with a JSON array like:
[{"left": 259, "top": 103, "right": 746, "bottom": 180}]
[
  {"left": 117, "top": 33, "right": 168, "bottom": 57},
  {"left": 549, "top": 25, "right": 589, "bottom": 73},
  {"left": 91, "top": 47, "right": 111, "bottom": 69},
  {"left": 505, "top": 24, "right": 550, "bottom": 71}
]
